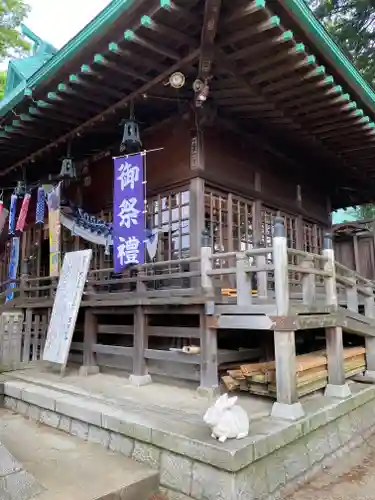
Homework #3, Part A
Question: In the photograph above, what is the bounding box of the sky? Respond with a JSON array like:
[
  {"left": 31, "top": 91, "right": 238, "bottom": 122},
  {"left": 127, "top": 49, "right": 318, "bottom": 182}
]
[{"left": 25, "top": 0, "right": 111, "bottom": 49}]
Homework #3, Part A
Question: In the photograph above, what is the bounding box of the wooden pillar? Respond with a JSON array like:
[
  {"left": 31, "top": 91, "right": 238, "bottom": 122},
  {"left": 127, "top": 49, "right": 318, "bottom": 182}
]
[
  {"left": 129, "top": 306, "right": 152, "bottom": 386},
  {"left": 353, "top": 234, "right": 360, "bottom": 273},
  {"left": 79, "top": 310, "right": 99, "bottom": 376},
  {"left": 190, "top": 177, "right": 205, "bottom": 258},
  {"left": 364, "top": 287, "right": 375, "bottom": 377},
  {"left": 198, "top": 311, "right": 219, "bottom": 397},
  {"left": 252, "top": 198, "right": 267, "bottom": 298},
  {"left": 271, "top": 217, "right": 304, "bottom": 420},
  {"left": 323, "top": 233, "right": 351, "bottom": 398}
]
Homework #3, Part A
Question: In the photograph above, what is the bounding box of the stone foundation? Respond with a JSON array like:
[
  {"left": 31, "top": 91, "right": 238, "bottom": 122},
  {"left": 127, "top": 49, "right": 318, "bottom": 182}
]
[{"left": 2, "top": 379, "right": 375, "bottom": 500}]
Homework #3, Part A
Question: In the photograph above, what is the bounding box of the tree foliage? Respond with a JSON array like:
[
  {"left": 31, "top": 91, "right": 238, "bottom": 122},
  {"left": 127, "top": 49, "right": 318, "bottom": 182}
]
[
  {"left": 0, "top": 71, "right": 6, "bottom": 101},
  {"left": 308, "top": 0, "right": 375, "bottom": 86},
  {"left": 0, "top": 0, "right": 30, "bottom": 61}
]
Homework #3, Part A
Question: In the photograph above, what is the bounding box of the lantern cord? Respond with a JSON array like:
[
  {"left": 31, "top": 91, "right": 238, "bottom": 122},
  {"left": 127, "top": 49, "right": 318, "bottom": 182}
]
[{"left": 112, "top": 147, "right": 163, "bottom": 160}]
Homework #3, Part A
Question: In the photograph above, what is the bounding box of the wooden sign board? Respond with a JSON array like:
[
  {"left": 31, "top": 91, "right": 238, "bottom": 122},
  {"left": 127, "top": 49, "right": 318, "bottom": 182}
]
[{"left": 43, "top": 249, "right": 92, "bottom": 372}]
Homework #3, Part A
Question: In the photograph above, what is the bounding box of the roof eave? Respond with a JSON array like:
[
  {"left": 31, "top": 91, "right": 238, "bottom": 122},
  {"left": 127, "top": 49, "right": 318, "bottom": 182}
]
[
  {"left": 0, "top": 0, "right": 138, "bottom": 119},
  {"left": 280, "top": 0, "right": 375, "bottom": 118}
]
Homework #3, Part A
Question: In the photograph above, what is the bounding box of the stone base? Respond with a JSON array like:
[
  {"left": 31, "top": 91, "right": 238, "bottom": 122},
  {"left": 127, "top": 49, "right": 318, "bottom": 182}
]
[
  {"left": 325, "top": 383, "right": 351, "bottom": 399},
  {"left": 78, "top": 366, "right": 100, "bottom": 377},
  {"left": 271, "top": 401, "right": 305, "bottom": 421},
  {"left": 129, "top": 374, "right": 152, "bottom": 387},
  {"left": 197, "top": 385, "right": 220, "bottom": 399},
  {"left": 4, "top": 374, "right": 375, "bottom": 500}
]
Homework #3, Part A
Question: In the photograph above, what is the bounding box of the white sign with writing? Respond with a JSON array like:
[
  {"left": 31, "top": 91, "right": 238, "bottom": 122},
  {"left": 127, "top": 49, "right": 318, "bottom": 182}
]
[{"left": 43, "top": 249, "right": 92, "bottom": 367}]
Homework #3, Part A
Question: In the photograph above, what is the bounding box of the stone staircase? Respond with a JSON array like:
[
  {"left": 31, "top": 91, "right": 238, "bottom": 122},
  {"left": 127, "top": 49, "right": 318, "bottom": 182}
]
[{"left": 0, "top": 408, "right": 159, "bottom": 500}]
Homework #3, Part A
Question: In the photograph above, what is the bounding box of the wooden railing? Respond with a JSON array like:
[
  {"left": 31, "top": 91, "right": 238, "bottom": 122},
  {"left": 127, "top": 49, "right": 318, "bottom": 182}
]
[{"left": 1, "top": 217, "right": 374, "bottom": 316}]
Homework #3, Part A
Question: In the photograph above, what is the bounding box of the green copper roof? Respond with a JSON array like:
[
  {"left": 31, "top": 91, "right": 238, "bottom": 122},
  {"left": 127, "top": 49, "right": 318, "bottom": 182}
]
[
  {"left": 2, "top": 0, "right": 375, "bottom": 131},
  {"left": 281, "top": 0, "right": 375, "bottom": 115},
  {"left": 0, "top": 0, "right": 136, "bottom": 118}
]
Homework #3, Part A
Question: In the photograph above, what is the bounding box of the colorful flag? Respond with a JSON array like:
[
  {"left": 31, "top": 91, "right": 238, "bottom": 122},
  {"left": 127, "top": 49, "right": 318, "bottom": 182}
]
[
  {"left": 113, "top": 153, "right": 145, "bottom": 273},
  {"left": 6, "top": 237, "right": 20, "bottom": 303},
  {"left": 16, "top": 192, "right": 31, "bottom": 232},
  {"left": 8, "top": 194, "right": 17, "bottom": 235},
  {"left": 48, "top": 183, "right": 62, "bottom": 277},
  {"left": 36, "top": 186, "right": 45, "bottom": 224}
]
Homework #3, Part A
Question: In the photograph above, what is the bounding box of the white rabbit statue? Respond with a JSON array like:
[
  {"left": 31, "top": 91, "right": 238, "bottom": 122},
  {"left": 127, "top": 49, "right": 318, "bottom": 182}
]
[{"left": 203, "top": 393, "right": 250, "bottom": 443}]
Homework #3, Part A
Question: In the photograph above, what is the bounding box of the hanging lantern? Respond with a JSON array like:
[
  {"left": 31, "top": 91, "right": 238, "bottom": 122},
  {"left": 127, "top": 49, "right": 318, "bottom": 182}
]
[
  {"left": 8, "top": 193, "right": 18, "bottom": 235},
  {"left": 16, "top": 192, "right": 31, "bottom": 232},
  {"left": 59, "top": 157, "right": 76, "bottom": 179},
  {"left": 35, "top": 186, "right": 45, "bottom": 224},
  {"left": 15, "top": 181, "right": 26, "bottom": 197},
  {"left": 120, "top": 118, "right": 142, "bottom": 154}
]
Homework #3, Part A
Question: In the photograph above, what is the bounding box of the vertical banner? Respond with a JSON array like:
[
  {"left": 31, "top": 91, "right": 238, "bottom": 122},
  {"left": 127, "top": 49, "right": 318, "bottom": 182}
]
[
  {"left": 16, "top": 192, "right": 31, "bottom": 232},
  {"left": 113, "top": 153, "right": 145, "bottom": 273},
  {"left": 48, "top": 183, "right": 62, "bottom": 277},
  {"left": 35, "top": 186, "right": 46, "bottom": 224},
  {"left": 8, "top": 194, "right": 17, "bottom": 235},
  {"left": 6, "top": 237, "right": 20, "bottom": 302}
]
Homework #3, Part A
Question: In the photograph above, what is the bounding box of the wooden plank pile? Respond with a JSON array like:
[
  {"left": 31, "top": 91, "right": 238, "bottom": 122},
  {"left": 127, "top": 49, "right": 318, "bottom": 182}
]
[{"left": 221, "top": 347, "right": 366, "bottom": 398}]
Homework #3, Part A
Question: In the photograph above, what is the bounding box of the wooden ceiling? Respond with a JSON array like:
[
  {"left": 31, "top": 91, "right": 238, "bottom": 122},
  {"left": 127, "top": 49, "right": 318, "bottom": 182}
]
[{"left": 0, "top": 0, "right": 374, "bottom": 207}]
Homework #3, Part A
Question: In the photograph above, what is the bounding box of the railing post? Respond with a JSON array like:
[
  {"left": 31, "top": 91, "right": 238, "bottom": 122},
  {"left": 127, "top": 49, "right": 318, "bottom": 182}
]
[
  {"left": 20, "top": 260, "right": 29, "bottom": 300},
  {"left": 323, "top": 233, "right": 338, "bottom": 308},
  {"left": 273, "top": 217, "right": 289, "bottom": 316},
  {"left": 322, "top": 233, "right": 351, "bottom": 399},
  {"left": 79, "top": 310, "right": 100, "bottom": 376},
  {"left": 198, "top": 230, "right": 218, "bottom": 397},
  {"left": 364, "top": 286, "right": 375, "bottom": 377},
  {"left": 301, "top": 255, "right": 316, "bottom": 307},
  {"left": 271, "top": 217, "right": 304, "bottom": 421},
  {"left": 130, "top": 305, "right": 152, "bottom": 386},
  {"left": 236, "top": 253, "right": 252, "bottom": 306},
  {"left": 200, "top": 230, "right": 214, "bottom": 297},
  {"left": 346, "top": 277, "right": 359, "bottom": 313}
]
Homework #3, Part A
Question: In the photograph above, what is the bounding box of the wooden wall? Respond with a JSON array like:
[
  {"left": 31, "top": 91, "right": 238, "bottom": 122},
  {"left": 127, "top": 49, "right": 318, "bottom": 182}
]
[
  {"left": 334, "top": 232, "right": 375, "bottom": 279},
  {"left": 202, "top": 125, "right": 329, "bottom": 225}
]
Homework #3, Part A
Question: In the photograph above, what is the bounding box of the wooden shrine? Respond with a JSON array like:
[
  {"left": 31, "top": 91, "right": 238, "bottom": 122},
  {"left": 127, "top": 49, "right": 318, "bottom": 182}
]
[{"left": 1, "top": 0, "right": 375, "bottom": 419}]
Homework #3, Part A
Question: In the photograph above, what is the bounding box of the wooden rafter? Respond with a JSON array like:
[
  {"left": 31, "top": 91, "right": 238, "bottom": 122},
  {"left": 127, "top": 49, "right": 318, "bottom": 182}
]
[
  {"left": 198, "top": 0, "right": 222, "bottom": 80},
  {"left": 1, "top": 48, "right": 200, "bottom": 176}
]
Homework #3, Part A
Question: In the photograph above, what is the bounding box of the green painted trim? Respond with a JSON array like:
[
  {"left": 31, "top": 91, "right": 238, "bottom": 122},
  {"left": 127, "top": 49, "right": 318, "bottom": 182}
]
[
  {"left": 19, "top": 114, "right": 33, "bottom": 122},
  {"left": 0, "top": 0, "right": 136, "bottom": 118},
  {"left": 281, "top": 0, "right": 375, "bottom": 116}
]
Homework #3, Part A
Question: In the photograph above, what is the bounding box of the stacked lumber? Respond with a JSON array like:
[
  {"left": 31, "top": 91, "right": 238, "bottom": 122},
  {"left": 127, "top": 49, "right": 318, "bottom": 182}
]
[{"left": 221, "top": 347, "right": 366, "bottom": 398}]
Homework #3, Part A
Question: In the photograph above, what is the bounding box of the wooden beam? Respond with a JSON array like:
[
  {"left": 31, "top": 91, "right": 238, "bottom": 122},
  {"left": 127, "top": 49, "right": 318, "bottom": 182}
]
[
  {"left": 92, "top": 54, "right": 148, "bottom": 83},
  {"left": 108, "top": 42, "right": 167, "bottom": 74},
  {"left": 223, "top": 0, "right": 265, "bottom": 24},
  {"left": 221, "top": 16, "right": 282, "bottom": 50},
  {"left": 199, "top": 0, "right": 222, "bottom": 80},
  {"left": 125, "top": 30, "right": 181, "bottom": 61}
]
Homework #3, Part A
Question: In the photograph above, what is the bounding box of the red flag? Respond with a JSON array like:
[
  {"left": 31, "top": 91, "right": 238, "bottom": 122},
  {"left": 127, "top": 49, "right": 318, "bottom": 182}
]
[{"left": 16, "top": 193, "right": 31, "bottom": 232}]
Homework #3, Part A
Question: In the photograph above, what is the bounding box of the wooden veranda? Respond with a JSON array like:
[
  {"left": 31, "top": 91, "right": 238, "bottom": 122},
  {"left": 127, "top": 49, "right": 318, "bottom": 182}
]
[{"left": 1, "top": 217, "right": 374, "bottom": 419}]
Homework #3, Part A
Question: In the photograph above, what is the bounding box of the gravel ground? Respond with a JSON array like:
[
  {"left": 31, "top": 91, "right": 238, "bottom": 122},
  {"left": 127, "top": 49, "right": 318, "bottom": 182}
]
[{"left": 288, "top": 434, "right": 375, "bottom": 500}]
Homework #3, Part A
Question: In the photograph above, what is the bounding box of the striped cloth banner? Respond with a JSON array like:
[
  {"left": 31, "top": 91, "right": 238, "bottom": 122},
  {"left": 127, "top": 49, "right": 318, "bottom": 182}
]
[
  {"left": 8, "top": 194, "right": 17, "bottom": 235},
  {"left": 35, "top": 186, "right": 45, "bottom": 224},
  {"left": 16, "top": 193, "right": 31, "bottom": 232}
]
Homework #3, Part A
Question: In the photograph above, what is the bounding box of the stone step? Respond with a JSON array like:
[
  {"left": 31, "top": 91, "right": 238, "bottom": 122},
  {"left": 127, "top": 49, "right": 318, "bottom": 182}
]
[{"left": 0, "top": 408, "right": 159, "bottom": 500}]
